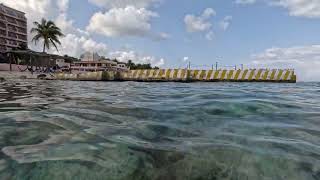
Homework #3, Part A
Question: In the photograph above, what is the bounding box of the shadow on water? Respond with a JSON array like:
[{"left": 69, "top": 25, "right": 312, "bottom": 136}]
[{"left": 0, "top": 80, "right": 320, "bottom": 179}]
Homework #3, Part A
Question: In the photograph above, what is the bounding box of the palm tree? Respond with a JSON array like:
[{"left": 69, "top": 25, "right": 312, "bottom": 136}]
[{"left": 30, "top": 18, "right": 64, "bottom": 53}]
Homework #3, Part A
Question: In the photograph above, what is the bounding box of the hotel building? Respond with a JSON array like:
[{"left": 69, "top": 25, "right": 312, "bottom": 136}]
[{"left": 0, "top": 4, "right": 28, "bottom": 52}]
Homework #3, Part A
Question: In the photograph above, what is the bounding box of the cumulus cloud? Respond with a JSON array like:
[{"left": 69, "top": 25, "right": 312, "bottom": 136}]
[
  {"left": 219, "top": 16, "right": 232, "bottom": 30},
  {"left": 57, "top": 0, "right": 69, "bottom": 12},
  {"left": 236, "top": 0, "right": 320, "bottom": 18},
  {"left": 87, "top": 6, "right": 158, "bottom": 38},
  {"left": 50, "top": 34, "right": 108, "bottom": 57},
  {"left": 235, "top": 0, "right": 256, "bottom": 4},
  {"left": 205, "top": 31, "right": 215, "bottom": 41},
  {"left": 184, "top": 8, "right": 231, "bottom": 41},
  {"left": 251, "top": 45, "right": 320, "bottom": 81},
  {"left": 270, "top": 0, "right": 320, "bottom": 18},
  {"left": 88, "top": 0, "right": 160, "bottom": 8},
  {"left": 109, "top": 50, "right": 165, "bottom": 67},
  {"left": 184, "top": 8, "right": 216, "bottom": 33},
  {"left": 54, "top": 13, "right": 90, "bottom": 37}
]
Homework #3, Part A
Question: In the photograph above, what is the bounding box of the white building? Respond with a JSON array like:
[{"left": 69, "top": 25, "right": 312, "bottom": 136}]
[
  {"left": 56, "top": 58, "right": 70, "bottom": 68},
  {"left": 76, "top": 52, "right": 129, "bottom": 72},
  {"left": 80, "top": 52, "right": 100, "bottom": 62},
  {"left": 117, "top": 63, "right": 127, "bottom": 70}
]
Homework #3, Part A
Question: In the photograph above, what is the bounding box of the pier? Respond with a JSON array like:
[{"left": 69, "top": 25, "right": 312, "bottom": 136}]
[{"left": 55, "top": 69, "right": 296, "bottom": 83}]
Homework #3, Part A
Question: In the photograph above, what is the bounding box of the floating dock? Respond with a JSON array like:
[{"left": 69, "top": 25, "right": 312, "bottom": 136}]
[{"left": 55, "top": 69, "right": 296, "bottom": 83}]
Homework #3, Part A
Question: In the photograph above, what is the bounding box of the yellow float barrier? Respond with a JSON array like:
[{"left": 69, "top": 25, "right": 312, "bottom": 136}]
[{"left": 55, "top": 69, "right": 296, "bottom": 83}]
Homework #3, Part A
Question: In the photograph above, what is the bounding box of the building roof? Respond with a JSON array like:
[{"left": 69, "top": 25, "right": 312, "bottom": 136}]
[
  {"left": 0, "top": 3, "right": 26, "bottom": 14},
  {"left": 6, "top": 50, "right": 78, "bottom": 62},
  {"left": 75, "top": 60, "right": 117, "bottom": 64}
]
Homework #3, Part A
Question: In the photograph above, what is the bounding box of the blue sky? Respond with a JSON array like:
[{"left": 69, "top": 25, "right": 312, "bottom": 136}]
[{"left": 1, "top": 0, "right": 320, "bottom": 81}]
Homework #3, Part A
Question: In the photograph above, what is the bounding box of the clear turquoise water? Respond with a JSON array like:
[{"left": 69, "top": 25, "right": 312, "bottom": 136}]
[{"left": 0, "top": 80, "right": 320, "bottom": 180}]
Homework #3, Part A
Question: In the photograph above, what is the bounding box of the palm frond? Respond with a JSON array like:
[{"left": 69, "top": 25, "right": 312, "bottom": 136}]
[
  {"left": 30, "top": 27, "right": 41, "bottom": 34},
  {"left": 31, "top": 34, "right": 42, "bottom": 45},
  {"left": 49, "top": 39, "right": 59, "bottom": 52},
  {"left": 50, "top": 35, "right": 61, "bottom": 45},
  {"left": 33, "top": 21, "right": 40, "bottom": 26}
]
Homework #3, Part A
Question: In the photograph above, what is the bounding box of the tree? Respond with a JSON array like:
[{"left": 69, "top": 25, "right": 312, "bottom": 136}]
[
  {"left": 126, "top": 60, "right": 158, "bottom": 70},
  {"left": 30, "top": 18, "right": 64, "bottom": 53},
  {"left": 10, "top": 43, "right": 29, "bottom": 65},
  {"left": 16, "top": 43, "right": 28, "bottom": 50}
]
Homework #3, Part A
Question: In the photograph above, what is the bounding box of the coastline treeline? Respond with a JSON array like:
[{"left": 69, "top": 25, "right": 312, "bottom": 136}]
[{"left": 126, "top": 60, "right": 160, "bottom": 70}]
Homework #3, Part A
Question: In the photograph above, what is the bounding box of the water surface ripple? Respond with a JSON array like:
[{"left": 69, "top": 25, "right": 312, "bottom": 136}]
[{"left": 0, "top": 79, "right": 320, "bottom": 180}]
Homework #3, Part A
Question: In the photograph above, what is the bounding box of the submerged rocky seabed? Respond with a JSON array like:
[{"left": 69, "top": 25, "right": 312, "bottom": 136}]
[{"left": 0, "top": 79, "right": 320, "bottom": 180}]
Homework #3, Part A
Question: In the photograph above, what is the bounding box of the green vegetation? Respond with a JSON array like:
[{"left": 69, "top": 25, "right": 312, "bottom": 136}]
[
  {"left": 126, "top": 60, "right": 160, "bottom": 70},
  {"left": 15, "top": 43, "right": 28, "bottom": 51},
  {"left": 30, "top": 18, "right": 64, "bottom": 53}
]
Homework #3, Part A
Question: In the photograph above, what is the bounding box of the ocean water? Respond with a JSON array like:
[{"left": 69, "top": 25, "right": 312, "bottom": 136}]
[{"left": 0, "top": 79, "right": 320, "bottom": 180}]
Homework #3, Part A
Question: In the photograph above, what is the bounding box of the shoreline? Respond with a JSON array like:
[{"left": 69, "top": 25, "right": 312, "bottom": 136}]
[{"left": 0, "top": 71, "right": 40, "bottom": 80}]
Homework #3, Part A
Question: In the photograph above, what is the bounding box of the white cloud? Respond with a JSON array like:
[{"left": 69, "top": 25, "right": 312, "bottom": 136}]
[
  {"left": 54, "top": 14, "right": 75, "bottom": 34},
  {"left": 270, "top": 0, "right": 320, "bottom": 18},
  {"left": 152, "top": 32, "right": 170, "bottom": 41},
  {"left": 51, "top": 34, "right": 108, "bottom": 57},
  {"left": 219, "top": 16, "right": 232, "bottom": 30},
  {"left": 87, "top": 6, "right": 158, "bottom": 38},
  {"left": 88, "top": 0, "right": 160, "bottom": 8},
  {"left": 251, "top": 45, "right": 320, "bottom": 81},
  {"left": 235, "top": 0, "right": 256, "bottom": 4},
  {"left": 109, "top": 50, "right": 165, "bottom": 67},
  {"left": 202, "top": 8, "right": 216, "bottom": 18},
  {"left": 184, "top": 8, "right": 230, "bottom": 41},
  {"left": 54, "top": 13, "right": 89, "bottom": 37},
  {"left": 182, "top": 57, "right": 189, "bottom": 62},
  {"left": 184, "top": 8, "right": 216, "bottom": 33},
  {"left": 57, "top": 0, "right": 69, "bottom": 12},
  {"left": 205, "top": 31, "right": 215, "bottom": 41},
  {"left": 236, "top": 0, "right": 320, "bottom": 18}
]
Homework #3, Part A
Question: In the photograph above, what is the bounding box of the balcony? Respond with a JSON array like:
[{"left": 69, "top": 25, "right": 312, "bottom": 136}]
[
  {"left": 6, "top": 17, "right": 16, "bottom": 24},
  {"left": 8, "top": 32, "right": 17, "bottom": 39},
  {"left": 0, "top": 45, "right": 6, "bottom": 52},
  {"left": 16, "top": 14, "right": 27, "bottom": 21},
  {"left": 7, "top": 40, "right": 18, "bottom": 46},
  {"left": 8, "top": 25, "right": 17, "bottom": 32},
  {"left": 0, "top": 38, "right": 5, "bottom": 44},
  {"left": 4, "top": 9, "right": 26, "bottom": 21},
  {"left": 0, "top": 15, "right": 5, "bottom": 21},
  {"left": 0, "top": 29, "right": 5, "bottom": 36},
  {"left": 17, "top": 34, "right": 27, "bottom": 41},
  {"left": 17, "top": 27, "right": 26, "bottom": 34},
  {"left": 5, "top": 9, "right": 16, "bottom": 17},
  {"left": 0, "top": 22, "right": 5, "bottom": 29},
  {"left": 16, "top": 20, "right": 26, "bottom": 27}
]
